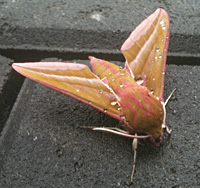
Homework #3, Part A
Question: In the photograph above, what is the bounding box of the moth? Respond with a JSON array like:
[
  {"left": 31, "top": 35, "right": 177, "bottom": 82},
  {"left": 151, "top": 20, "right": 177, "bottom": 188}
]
[{"left": 12, "top": 8, "right": 175, "bottom": 182}]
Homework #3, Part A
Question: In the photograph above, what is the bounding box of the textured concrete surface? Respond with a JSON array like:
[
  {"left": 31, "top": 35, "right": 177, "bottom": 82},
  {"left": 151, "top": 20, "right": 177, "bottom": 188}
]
[
  {"left": 0, "top": 55, "right": 23, "bottom": 132},
  {"left": 0, "top": 55, "right": 12, "bottom": 89},
  {"left": 0, "top": 0, "right": 200, "bottom": 57},
  {"left": 0, "top": 0, "right": 200, "bottom": 187},
  {"left": 0, "top": 58, "right": 199, "bottom": 187}
]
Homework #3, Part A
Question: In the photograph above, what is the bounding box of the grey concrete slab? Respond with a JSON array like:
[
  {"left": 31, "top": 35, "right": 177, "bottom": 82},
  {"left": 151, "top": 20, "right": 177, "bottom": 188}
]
[
  {"left": 0, "top": 58, "right": 199, "bottom": 187},
  {"left": 0, "top": 55, "right": 12, "bottom": 88},
  {"left": 0, "top": 55, "right": 24, "bottom": 132},
  {"left": 0, "top": 0, "right": 200, "bottom": 59}
]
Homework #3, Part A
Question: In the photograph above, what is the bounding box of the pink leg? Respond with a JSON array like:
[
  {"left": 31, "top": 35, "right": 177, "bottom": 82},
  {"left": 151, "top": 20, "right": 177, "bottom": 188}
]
[
  {"left": 131, "top": 135, "right": 138, "bottom": 182},
  {"left": 81, "top": 126, "right": 150, "bottom": 139}
]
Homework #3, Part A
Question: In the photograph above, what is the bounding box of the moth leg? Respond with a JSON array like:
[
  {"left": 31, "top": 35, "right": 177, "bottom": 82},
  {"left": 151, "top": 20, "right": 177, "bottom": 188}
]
[
  {"left": 81, "top": 126, "right": 128, "bottom": 133},
  {"left": 165, "top": 88, "right": 176, "bottom": 106},
  {"left": 162, "top": 124, "right": 172, "bottom": 134},
  {"left": 81, "top": 126, "right": 150, "bottom": 139},
  {"left": 131, "top": 134, "right": 138, "bottom": 182},
  {"left": 109, "top": 127, "right": 129, "bottom": 134}
]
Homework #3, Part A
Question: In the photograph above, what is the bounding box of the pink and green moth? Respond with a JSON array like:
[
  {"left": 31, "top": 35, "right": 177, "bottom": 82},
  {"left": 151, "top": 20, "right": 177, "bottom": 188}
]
[{"left": 12, "top": 8, "right": 174, "bottom": 182}]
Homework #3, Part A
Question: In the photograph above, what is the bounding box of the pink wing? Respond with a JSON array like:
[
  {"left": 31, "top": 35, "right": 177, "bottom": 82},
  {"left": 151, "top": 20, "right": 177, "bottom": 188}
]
[
  {"left": 121, "top": 8, "right": 170, "bottom": 101},
  {"left": 12, "top": 62, "right": 122, "bottom": 120}
]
